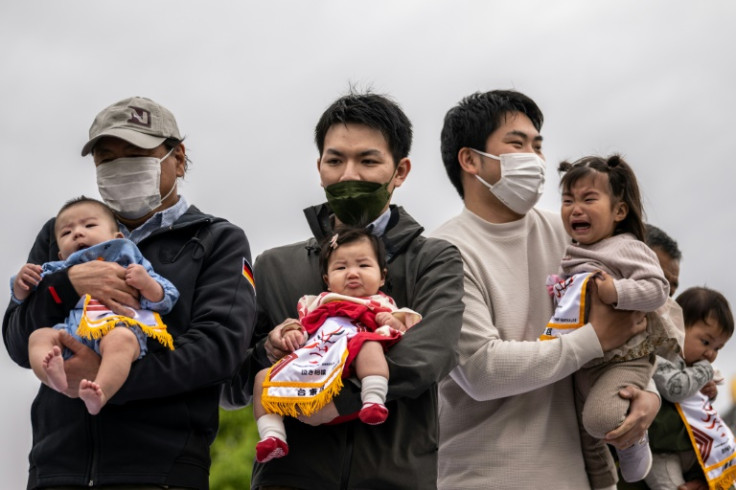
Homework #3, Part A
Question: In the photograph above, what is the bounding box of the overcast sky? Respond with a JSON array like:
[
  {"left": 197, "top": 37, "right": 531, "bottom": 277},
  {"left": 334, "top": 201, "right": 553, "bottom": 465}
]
[{"left": 2, "top": 1, "right": 735, "bottom": 486}]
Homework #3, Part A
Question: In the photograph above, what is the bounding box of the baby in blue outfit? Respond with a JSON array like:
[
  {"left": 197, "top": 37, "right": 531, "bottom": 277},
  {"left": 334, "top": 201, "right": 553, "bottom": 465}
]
[{"left": 12, "top": 197, "right": 178, "bottom": 415}]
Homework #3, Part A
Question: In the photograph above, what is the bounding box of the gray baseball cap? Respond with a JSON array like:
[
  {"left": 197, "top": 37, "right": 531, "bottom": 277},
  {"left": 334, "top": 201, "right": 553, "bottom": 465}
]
[{"left": 81, "top": 96, "right": 182, "bottom": 156}]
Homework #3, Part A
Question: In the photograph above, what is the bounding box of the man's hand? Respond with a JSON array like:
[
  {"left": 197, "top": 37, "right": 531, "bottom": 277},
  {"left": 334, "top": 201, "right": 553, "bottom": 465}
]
[
  {"left": 265, "top": 318, "right": 303, "bottom": 364},
  {"left": 68, "top": 261, "right": 140, "bottom": 316},
  {"left": 593, "top": 270, "right": 618, "bottom": 306},
  {"left": 58, "top": 331, "right": 100, "bottom": 397},
  {"left": 588, "top": 280, "right": 646, "bottom": 352},
  {"left": 604, "top": 385, "right": 659, "bottom": 449},
  {"left": 297, "top": 402, "right": 338, "bottom": 426}
]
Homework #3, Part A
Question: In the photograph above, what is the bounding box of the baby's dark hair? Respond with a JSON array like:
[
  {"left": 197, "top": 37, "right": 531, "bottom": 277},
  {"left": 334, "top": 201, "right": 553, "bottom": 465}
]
[
  {"left": 676, "top": 286, "right": 734, "bottom": 336},
  {"left": 558, "top": 154, "right": 646, "bottom": 241},
  {"left": 55, "top": 196, "right": 118, "bottom": 236},
  {"left": 319, "top": 226, "right": 387, "bottom": 281}
]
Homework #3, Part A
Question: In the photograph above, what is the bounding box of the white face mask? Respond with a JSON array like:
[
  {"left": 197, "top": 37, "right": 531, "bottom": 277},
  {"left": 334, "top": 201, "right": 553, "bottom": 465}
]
[
  {"left": 96, "top": 147, "right": 177, "bottom": 219},
  {"left": 471, "top": 149, "right": 546, "bottom": 215}
]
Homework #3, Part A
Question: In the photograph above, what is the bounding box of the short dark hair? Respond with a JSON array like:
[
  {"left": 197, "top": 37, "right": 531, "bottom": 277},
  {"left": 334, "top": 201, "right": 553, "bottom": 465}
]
[
  {"left": 645, "top": 223, "right": 682, "bottom": 261},
  {"left": 558, "top": 154, "right": 646, "bottom": 242},
  {"left": 314, "top": 91, "right": 413, "bottom": 166},
  {"left": 318, "top": 225, "right": 387, "bottom": 284},
  {"left": 440, "top": 90, "right": 544, "bottom": 198},
  {"left": 55, "top": 196, "right": 118, "bottom": 237},
  {"left": 676, "top": 286, "right": 734, "bottom": 336}
]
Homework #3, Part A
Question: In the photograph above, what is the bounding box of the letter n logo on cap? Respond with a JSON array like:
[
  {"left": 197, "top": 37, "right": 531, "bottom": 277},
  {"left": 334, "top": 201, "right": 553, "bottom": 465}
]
[{"left": 127, "top": 106, "right": 152, "bottom": 128}]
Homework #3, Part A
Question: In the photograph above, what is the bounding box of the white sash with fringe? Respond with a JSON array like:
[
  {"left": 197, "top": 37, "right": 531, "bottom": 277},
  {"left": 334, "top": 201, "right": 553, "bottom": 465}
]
[
  {"left": 677, "top": 391, "right": 736, "bottom": 489},
  {"left": 261, "top": 316, "right": 355, "bottom": 418},
  {"left": 76, "top": 296, "right": 174, "bottom": 350}
]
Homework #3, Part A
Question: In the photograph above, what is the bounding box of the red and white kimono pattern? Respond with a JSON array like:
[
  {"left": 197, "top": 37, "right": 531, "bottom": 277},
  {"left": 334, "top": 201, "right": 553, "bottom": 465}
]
[{"left": 261, "top": 291, "right": 420, "bottom": 418}]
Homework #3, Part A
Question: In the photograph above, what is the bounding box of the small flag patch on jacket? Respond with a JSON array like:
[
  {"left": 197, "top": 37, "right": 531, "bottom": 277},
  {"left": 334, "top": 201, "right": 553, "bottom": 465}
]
[{"left": 243, "top": 258, "right": 255, "bottom": 290}]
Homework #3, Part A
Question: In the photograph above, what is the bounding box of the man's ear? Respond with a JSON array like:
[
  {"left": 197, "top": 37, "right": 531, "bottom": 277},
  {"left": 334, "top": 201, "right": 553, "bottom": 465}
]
[
  {"left": 391, "top": 158, "right": 412, "bottom": 189},
  {"left": 174, "top": 143, "right": 187, "bottom": 178},
  {"left": 458, "top": 148, "right": 481, "bottom": 175}
]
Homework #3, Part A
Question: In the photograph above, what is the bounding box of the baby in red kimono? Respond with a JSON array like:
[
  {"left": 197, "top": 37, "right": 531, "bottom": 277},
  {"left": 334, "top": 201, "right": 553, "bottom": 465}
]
[{"left": 252, "top": 226, "right": 421, "bottom": 463}]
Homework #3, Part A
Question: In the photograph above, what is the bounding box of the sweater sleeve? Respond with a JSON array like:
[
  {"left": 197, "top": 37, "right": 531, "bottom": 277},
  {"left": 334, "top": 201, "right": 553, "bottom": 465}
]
[
  {"left": 449, "top": 261, "right": 603, "bottom": 401},
  {"left": 653, "top": 356, "right": 713, "bottom": 403},
  {"left": 612, "top": 240, "right": 669, "bottom": 312}
]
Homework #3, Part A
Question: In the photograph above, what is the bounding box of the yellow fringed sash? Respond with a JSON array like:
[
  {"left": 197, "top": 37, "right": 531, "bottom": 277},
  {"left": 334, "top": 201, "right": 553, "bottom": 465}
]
[
  {"left": 676, "top": 391, "right": 736, "bottom": 490},
  {"left": 76, "top": 294, "right": 174, "bottom": 350},
  {"left": 262, "top": 348, "right": 348, "bottom": 418},
  {"left": 261, "top": 319, "right": 351, "bottom": 418}
]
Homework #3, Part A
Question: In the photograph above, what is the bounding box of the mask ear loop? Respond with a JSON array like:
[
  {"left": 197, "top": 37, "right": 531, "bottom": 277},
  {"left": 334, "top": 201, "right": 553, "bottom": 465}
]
[
  {"left": 383, "top": 166, "right": 400, "bottom": 205},
  {"left": 158, "top": 147, "right": 179, "bottom": 202},
  {"left": 469, "top": 148, "right": 502, "bottom": 190},
  {"left": 470, "top": 148, "right": 501, "bottom": 161}
]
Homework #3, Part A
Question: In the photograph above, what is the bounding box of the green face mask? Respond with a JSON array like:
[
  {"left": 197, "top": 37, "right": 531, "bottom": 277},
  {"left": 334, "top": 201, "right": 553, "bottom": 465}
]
[{"left": 324, "top": 179, "right": 393, "bottom": 226}]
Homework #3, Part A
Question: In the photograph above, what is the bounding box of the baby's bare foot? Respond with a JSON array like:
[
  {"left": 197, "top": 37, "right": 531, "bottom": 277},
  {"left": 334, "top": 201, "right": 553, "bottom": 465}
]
[
  {"left": 79, "top": 379, "right": 107, "bottom": 415},
  {"left": 42, "top": 346, "right": 67, "bottom": 393}
]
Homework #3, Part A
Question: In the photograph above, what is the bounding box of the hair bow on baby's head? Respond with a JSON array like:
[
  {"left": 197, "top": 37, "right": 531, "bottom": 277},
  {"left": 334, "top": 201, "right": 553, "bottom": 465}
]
[{"left": 329, "top": 233, "right": 339, "bottom": 250}]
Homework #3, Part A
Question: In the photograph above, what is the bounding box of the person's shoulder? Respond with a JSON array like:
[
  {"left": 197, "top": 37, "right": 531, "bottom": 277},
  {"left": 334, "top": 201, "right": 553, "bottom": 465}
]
[
  {"left": 178, "top": 205, "right": 239, "bottom": 230},
  {"left": 412, "top": 233, "right": 459, "bottom": 259},
  {"left": 530, "top": 206, "right": 560, "bottom": 223},
  {"left": 261, "top": 238, "right": 315, "bottom": 255},
  {"left": 402, "top": 228, "right": 461, "bottom": 269},
  {"left": 527, "top": 207, "right": 567, "bottom": 241},
  {"left": 183, "top": 209, "right": 253, "bottom": 246},
  {"left": 255, "top": 237, "right": 317, "bottom": 267},
  {"left": 609, "top": 233, "right": 658, "bottom": 258},
  {"left": 430, "top": 210, "right": 469, "bottom": 240}
]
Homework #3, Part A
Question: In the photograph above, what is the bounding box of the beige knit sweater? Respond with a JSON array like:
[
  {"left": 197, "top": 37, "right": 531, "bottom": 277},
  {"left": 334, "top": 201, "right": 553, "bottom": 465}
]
[{"left": 432, "top": 207, "right": 603, "bottom": 489}]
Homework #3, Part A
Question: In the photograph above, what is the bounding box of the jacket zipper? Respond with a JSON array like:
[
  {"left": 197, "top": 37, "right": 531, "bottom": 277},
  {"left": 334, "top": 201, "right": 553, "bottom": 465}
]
[{"left": 87, "top": 412, "right": 99, "bottom": 486}]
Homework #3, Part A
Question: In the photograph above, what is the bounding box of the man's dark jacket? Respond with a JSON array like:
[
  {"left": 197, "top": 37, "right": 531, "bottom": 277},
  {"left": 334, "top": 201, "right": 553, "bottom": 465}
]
[
  {"left": 3, "top": 206, "right": 256, "bottom": 489},
  {"left": 224, "top": 204, "right": 464, "bottom": 490}
]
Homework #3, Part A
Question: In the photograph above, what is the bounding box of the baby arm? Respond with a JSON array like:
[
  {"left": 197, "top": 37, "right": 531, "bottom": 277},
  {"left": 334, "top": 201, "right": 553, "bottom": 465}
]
[
  {"left": 701, "top": 367, "right": 724, "bottom": 399},
  {"left": 653, "top": 356, "right": 714, "bottom": 403},
  {"left": 701, "top": 380, "right": 718, "bottom": 399},
  {"left": 125, "top": 264, "right": 164, "bottom": 303},
  {"left": 12, "top": 263, "right": 43, "bottom": 302}
]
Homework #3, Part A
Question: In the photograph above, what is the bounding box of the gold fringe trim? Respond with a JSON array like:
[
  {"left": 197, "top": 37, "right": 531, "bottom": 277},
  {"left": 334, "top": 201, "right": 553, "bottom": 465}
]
[
  {"left": 261, "top": 348, "right": 348, "bottom": 418},
  {"left": 75, "top": 294, "right": 174, "bottom": 350},
  {"left": 676, "top": 402, "right": 736, "bottom": 490}
]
